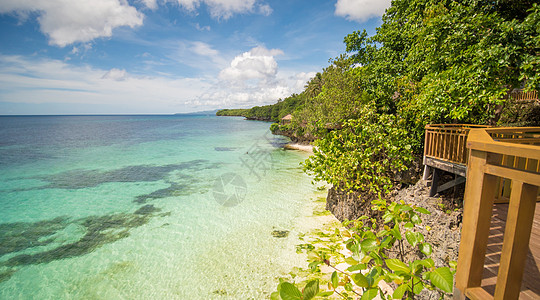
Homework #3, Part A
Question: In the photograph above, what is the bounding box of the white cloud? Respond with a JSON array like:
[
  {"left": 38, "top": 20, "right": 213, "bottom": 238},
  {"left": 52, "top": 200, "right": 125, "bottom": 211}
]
[
  {"left": 219, "top": 46, "right": 283, "bottom": 83},
  {"left": 140, "top": 0, "right": 159, "bottom": 10},
  {"left": 194, "top": 23, "right": 211, "bottom": 31},
  {"left": 0, "top": 55, "right": 210, "bottom": 113},
  {"left": 334, "top": 0, "right": 391, "bottom": 22},
  {"left": 174, "top": 0, "right": 271, "bottom": 20},
  {"left": 0, "top": 50, "right": 314, "bottom": 113},
  {"left": 190, "top": 41, "right": 219, "bottom": 57},
  {"left": 102, "top": 68, "right": 128, "bottom": 81},
  {"left": 191, "top": 46, "right": 310, "bottom": 107},
  {"left": 0, "top": 0, "right": 144, "bottom": 47},
  {"left": 291, "top": 72, "right": 317, "bottom": 92},
  {"left": 257, "top": 3, "right": 272, "bottom": 16}
]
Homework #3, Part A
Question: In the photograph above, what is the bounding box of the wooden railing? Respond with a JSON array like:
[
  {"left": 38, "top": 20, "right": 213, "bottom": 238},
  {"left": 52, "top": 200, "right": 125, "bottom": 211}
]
[
  {"left": 454, "top": 127, "right": 540, "bottom": 300},
  {"left": 508, "top": 89, "right": 539, "bottom": 103},
  {"left": 424, "top": 124, "right": 490, "bottom": 165}
]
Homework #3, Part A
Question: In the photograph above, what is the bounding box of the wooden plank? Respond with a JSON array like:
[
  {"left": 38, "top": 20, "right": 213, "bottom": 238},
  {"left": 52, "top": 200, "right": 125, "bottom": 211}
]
[
  {"left": 430, "top": 168, "right": 441, "bottom": 197},
  {"left": 494, "top": 182, "right": 538, "bottom": 300},
  {"left": 437, "top": 176, "right": 466, "bottom": 194},
  {"left": 468, "top": 138, "right": 540, "bottom": 161},
  {"left": 484, "top": 164, "right": 540, "bottom": 186},
  {"left": 424, "top": 156, "right": 467, "bottom": 177},
  {"left": 455, "top": 150, "right": 498, "bottom": 297},
  {"left": 466, "top": 287, "right": 494, "bottom": 300}
]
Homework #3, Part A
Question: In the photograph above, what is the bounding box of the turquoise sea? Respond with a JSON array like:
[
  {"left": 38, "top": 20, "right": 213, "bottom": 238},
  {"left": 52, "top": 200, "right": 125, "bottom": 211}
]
[{"left": 0, "top": 115, "right": 322, "bottom": 299}]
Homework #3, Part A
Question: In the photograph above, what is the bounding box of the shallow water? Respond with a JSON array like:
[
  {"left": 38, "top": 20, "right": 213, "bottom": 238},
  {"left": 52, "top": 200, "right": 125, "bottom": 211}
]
[{"left": 0, "top": 115, "right": 320, "bottom": 299}]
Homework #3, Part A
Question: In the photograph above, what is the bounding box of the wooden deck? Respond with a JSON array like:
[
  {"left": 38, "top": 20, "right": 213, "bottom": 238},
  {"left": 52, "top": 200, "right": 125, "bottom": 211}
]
[
  {"left": 482, "top": 202, "right": 540, "bottom": 299},
  {"left": 454, "top": 127, "right": 540, "bottom": 300}
]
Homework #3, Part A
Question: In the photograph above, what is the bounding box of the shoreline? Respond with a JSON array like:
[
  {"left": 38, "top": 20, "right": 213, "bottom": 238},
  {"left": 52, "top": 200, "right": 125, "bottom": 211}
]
[{"left": 284, "top": 143, "right": 313, "bottom": 153}]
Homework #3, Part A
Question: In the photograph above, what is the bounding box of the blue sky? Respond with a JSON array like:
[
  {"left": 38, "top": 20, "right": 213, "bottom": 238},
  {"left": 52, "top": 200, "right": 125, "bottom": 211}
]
[{"left": 0, "top": 0, "right": 390, "bottom": 114}]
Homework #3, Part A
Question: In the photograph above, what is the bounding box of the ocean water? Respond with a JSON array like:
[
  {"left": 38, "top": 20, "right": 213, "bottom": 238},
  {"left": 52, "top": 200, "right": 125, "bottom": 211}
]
[{"left": 0, "top": 115, "right": 322, "bottom": 299}]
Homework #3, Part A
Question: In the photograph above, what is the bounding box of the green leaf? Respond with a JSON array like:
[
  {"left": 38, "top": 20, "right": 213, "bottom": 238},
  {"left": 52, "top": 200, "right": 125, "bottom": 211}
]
[
  {"left": 331, "top": 271, "right": 339, "bottom": 289},
  {"left": 405, "top": 231, "right": 419, "bottom": 247},
  {"left": 270, "top": 291, "right": 280, "bottom": 300},
  {"left": 352, "top": 273, "right": 369, "bottom": 288},
  {"left": 345, "top": 256, "right": 359, "bottom": 266},
  {"left": 361, "top": 288, "right": 379, "bottom": 300},
  {"left": 412, "top": 277, "right": 424, "bottom": 295},
  {"left": 361, "top": 238, "right": 378, "bottom": 252},
  {"left": 302, "top": 280, "right": 319, "bottom": 300},
  {"left": 398, "top": 204, "right": 413, "bottom": 212},
  {"left": 392, "top": 284, "right": 409, "bottom": 299},
  {"left": 429, "top": 267, "right": 453, "bottom": 293},
  {"left": 415, "top": 207, "right": 431, "bottom": 215},
  {"left": 347, "top": 263, "right": 367, "bottom": 272},
  {"left": 390, "top": 225, "right": 402, "bottom": 240},
  {"left": 279, "top": 282, "right": 302, "bottom": 300},
  {"left": 411, "top": 214, "right": 421, "bottom": 224},
  {"left": 419, "top": 243, "right": 432, "bottom": 256},
  {"left": 317, "top": 291, "right": 334, "bottom": 297},
  {"left": 385, "top": 259, "right": 411, "bottom": 273}
]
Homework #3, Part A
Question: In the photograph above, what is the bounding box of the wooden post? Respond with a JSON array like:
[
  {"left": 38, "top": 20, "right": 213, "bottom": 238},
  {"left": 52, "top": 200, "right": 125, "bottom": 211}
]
[
  {"left": 430, "top": 168, "right": 441, "bottom": 197},
  {"left": 493, "top": 181, "right": 538, "bottom": 299},
  {"left": 455, "top": 150, "right": 498, "bottom": 298},
  {"left": 423, "top": 164, "right": 431, "bottom": 181}
]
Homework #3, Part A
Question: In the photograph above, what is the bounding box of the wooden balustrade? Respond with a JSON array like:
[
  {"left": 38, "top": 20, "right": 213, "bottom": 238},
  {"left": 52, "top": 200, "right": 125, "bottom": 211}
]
[
  {"left": 424, "top": 124, "right": 490, "bottom": 165},
  {"left": 454, "top": 127, "right": 540, "bottom": 300},
  {"left": 423, "top": 124, "right": 490, "bottom": 196},
  {"left": 508, "top": 90, "right": 539, "bottom": 103}
]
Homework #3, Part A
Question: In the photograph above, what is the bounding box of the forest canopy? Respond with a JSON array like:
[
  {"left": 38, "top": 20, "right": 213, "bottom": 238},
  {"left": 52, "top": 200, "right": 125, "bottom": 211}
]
[{"left": 219, "top": 0, "right": 540, "bottom": 196}]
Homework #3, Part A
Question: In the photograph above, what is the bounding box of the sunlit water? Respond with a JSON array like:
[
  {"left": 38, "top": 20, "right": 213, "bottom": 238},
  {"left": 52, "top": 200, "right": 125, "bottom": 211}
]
[{"left": 0, "top": 115, "right": 322, "bottom": 299}]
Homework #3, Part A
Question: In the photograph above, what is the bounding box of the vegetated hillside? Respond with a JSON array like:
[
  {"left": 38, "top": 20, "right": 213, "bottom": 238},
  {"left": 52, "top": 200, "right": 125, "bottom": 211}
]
[
  {"left": 281, "top": 0, "right": 539, "bottom": 201},
  {"left": 216, "top": 93, "right": 306, "bottom": 122},
  {"left": 215, "top": 108, "right": 249, "bottom": 117},
  {"left": 268, "top": 2, "right": 539, "bottom": 299},
  {"left": 220, "top": 0, "right": 539, "bottom": 209}
]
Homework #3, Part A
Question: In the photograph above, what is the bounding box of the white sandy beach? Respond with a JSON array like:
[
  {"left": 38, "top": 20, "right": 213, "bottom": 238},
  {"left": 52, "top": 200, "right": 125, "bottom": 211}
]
[{"left": 284, "top": 143, "right": 314, "bottom": 153}]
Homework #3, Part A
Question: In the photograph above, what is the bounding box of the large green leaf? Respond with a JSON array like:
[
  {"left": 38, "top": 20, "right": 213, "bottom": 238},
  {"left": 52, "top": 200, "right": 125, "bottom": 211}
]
[
  {"left": 414, "top": 207, "right": 431, "bottom": 215},
  {"left": 331, "top": 271, "right": 339, "bottom": 289},
  {"left": 302, "top": 280, "right": 319, "bottom": 300},
  {"left": 429, "top": 267, "right": 453, "bottom": 293},
  {"left": 361, "top": 238, "right": 378, "bottom": 252},
  {"left": 389, "top": 225, "right": 402, "bottom": 240},
  {"left": 392, "top": 284, "right": 409, "bottom": 299},
  {"left": 419, "top": 243, "right": 432, "bottom": 256},
  {"left": 347, "top": 263, "right": 367, "bottom": 272},
  {"left": 361, "top": 288, "right": 379, "bottom": 300},
  {"left": 385, "top": 259, "right": 410, "bottom": 273},
  {"left": 279, "top": 282, "right": 302, "bottom": 300},
  {"left": 317, "top": 291, "right": 334, "bottom": 297},
  {"left": 405, "top": 231, "right": 419, "bottom": 247},
  {"left": 352, "top": 273, "right": 369, "bottom": 288}
]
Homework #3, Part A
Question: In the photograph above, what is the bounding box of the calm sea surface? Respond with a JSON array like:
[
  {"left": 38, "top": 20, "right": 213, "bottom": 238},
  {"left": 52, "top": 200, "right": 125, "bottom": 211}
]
[{"left": 0, "top": 115, "right": 321, "bottom": 299}]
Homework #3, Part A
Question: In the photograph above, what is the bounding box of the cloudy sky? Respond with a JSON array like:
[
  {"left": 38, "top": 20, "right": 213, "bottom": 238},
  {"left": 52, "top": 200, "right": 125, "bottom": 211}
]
[{"left": 0, "top": 0, "right": 390, "bottom": 114}]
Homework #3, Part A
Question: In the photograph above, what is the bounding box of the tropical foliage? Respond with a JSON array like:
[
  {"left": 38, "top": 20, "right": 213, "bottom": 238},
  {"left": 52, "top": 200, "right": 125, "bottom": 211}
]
[
  {"left": 273, "top": 201, "right": 456, "bottom": 300},
  {"left": 290, "top": 0, "right": 539, "bottom": 195},
  {"left": 216, "top": 93, "right": 306, "bottom": 122}
]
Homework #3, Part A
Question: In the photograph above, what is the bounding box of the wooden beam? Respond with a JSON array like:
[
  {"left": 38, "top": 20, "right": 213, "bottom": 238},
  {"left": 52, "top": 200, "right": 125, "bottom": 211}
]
[
  {"left": 437, "top": 176, "right": 466, "bottom": 194},
  {"left": 465, "top": 287, "right": 494, "bottom": 300},
  {"left": 430, "top": 168, "right": 441, "bottom": 197},
  {"left": 484, "top": 164, "right": 540, "bottom": 186},
  {"left": 424, "top": 156, "right": 467, "bottom": 177},
  {"left": 455, "top": 150, "right": 498, "bottom": 296},
  {"left": 494, "top": 182, "right": 538, "bottom": 300},
  {"left": 468, "top": 129, "right": 540, "bottom": 160}
]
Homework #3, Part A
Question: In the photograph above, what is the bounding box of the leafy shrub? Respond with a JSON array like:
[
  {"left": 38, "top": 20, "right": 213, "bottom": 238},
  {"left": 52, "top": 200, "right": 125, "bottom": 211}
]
[
  {"left": 303, "top": 107, "right": 413, "bottom": 196},
  {"left": 273, "top": 201, "right": 455, "bottom": 300}
]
